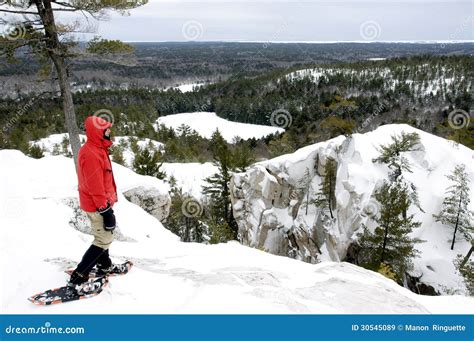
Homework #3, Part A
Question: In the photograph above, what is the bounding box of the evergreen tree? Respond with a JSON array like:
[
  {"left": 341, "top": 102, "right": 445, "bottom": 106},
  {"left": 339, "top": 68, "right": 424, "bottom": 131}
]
[
  {"left": 232, "top": 139, "right": 255, "bottom": 173},
  {"left": 359, "top": 132, "right": 425, "bottom": 282},
  {"left": 166, "top": 181, "right": 207, "bottom": 243},
  {"left": 358, "top": 181, "right": 422, "bottom": 282},
  {"left": 268, "top": 132, "right": 298, "bottom": 158},
  {"left": 208, "top": 220, "right": 234, "bottom": 244},
  {"left": 1, "top": 0, "right": 148, "bottom": 166},
  {"left": 373, "top": 132, "right": 424, "bottom": 213},
  {"left": 448, "top": 126, "right": 474, "bottom": 150},
  {"left": 433, "top": 164, "right": 473, "bottom": 250},
  {"left": 313, "top": 157, "right": 337, "bottom": 219},
  {"left": 110, "top": 145, "right": 126, "bottom": 166},
  {"left": 132, "top": 146, "right": 166, "bottom": 179},
  {"left": 28, "top": 144, "right": 44, "bottom": 159},
  {"left": 373, "top": 132, "right": 420, "bottom": 180},
  {"left": 454, "top": 249, "right": 474, "bottom": 296},
  {"left": 320, "top": 116, "right": 355, "bottom": 139},
  {"left": 203, "top": 129, "right": 237, "bottom": 240}
]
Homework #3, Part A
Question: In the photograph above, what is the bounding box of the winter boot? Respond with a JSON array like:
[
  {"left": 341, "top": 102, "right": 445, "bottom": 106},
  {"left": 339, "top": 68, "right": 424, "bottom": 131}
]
[
  {"left": 68, "top": 245, "right": 106, "bottom": 292},
  {"left": 66, "top": 278, "right": 104, "bottom": 296},
  {"left": 96, "top": 249, "right": 112, "bottom": 270},
  {"left": 96, "top": 261, "right": 133, "bottom": 276}
]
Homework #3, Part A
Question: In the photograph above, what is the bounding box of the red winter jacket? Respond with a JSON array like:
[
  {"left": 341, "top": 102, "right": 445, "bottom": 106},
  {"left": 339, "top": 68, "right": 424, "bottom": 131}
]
[{"left": 77, "top": 116, "right": 117, "bottom": 212}]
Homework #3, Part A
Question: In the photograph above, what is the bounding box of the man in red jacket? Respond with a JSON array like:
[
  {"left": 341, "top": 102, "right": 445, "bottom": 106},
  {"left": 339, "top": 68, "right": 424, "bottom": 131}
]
[{"left": 68, "top": 116, "right": 126, "bottom": 294}]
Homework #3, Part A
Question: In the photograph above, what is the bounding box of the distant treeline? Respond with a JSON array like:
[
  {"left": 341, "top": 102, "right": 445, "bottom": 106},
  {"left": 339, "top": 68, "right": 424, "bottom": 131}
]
[{"left": 0, "top": 54, "right": 472, "bottom": 154}]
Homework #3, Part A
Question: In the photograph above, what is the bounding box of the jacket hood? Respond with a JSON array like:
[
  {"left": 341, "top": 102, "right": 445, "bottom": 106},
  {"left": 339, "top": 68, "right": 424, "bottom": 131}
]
[{"left": 84, "top": 116, "right": 113, "bottom": 149}]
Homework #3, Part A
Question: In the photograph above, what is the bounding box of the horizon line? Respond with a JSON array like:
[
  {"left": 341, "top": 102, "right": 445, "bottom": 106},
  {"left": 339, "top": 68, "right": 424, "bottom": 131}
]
[{"left": 118, "top": 39, "right": 474, "bottom": 44}]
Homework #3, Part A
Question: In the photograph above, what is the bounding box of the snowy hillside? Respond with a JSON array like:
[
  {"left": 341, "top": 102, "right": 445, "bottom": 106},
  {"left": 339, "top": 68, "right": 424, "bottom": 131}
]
[
  {"left": 231, "top": 124, "right": 474, "bottom": 295},
  {"left": 1, "top": 150, "right": 472, "bottom": 313},
  {"left": 286, "top": 63, "right": 472, "bottom": 98},
  {"left": 156, "top": 112, "right": 284, "bottom": 142},
  {"left": 31, "top": 133, "right": 163, "bottom": 164},
  {"left": 161, "top": 162, "right": 218, "bottom": 197},
  {"left": 30, "top": 133, "right": 215, "bottom": 197}
]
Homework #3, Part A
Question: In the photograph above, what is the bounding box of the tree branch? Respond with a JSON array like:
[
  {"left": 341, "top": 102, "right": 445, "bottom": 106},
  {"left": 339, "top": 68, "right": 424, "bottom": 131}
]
[
  {"left": 0, "top": 9, "right": 38, "bottom": 14},
  {"left": 51, "top": 1, "right": 77, "bottom": 9}
]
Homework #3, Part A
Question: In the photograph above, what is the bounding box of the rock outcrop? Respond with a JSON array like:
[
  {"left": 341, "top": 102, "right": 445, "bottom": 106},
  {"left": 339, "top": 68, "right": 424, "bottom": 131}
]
[
  {"left": 230, "top": 124, "right": 473, "bottom": 295},
  {"left": 123, "top": 186, "right": 171, "bottom": 222}
]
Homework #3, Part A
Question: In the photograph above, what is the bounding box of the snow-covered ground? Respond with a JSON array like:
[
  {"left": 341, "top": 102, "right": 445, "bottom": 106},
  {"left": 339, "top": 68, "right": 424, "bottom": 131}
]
[
  {"left": 113, "top": 136, "right": 164, "bottom": 165},
  {"left": 30, "top": 133, "right": 86, "bottom": 156},
  {"left": 156, "top": 112, "right": 284, "bottom": 143},
  {"left": 31, "top": 133, "right": 163, "bottom": 163},
  {"left": 162, "top": 162, "right": 218, "bottom": 197},
  {"left": 173, "top": 82, "right": 206, "bottom": 93},
  {"left": 1, "top": 149, "right": 472, "bottom": 314},
  {"left": 232, "top": 124, "right": 474, "bottom": 295}
]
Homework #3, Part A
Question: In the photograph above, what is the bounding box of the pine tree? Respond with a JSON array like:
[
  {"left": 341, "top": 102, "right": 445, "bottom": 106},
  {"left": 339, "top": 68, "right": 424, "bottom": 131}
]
[
  {"left": 358, "top": 181, "right": 422, "bottom": 282},
  {"left": 28, "top": 144, "right": 44, "bottom": 159},
  {"left": 1, "top": 0, "right": 148, "bottom": 166},
  {"left": 110, "top": 145, "right": 126, "bottom": 166},
  {"left": 132, "top": 146, "right": 166, "bottom": 179},
  {"left": 433, "top": 164, "right": 473, "bottom": 250},
  {"left": 203, "top": 129, "right": 237, "bottom": 240},
  {"left": 454, "top": 250, "right": 474, "bottom": 296},
  {"left": 320, "top": 116, "right": 355, "bottom": 138},
  {"left": 166, "top": 182, "right": 207, "bottom": 243},
  {"left": 373, "top": 132, "right": 424, "bottom": 214},
  {"left": 373, "top": 132, "right": 421, "bottom": 180},
  {"left": 208, "top": 220, "right": 234, "bottom": 244},
  {"left": 232, "top": 139, "right": 255, "bottom": 173},
  {"left": 359, "top": 132, "right": 425, "bottom": 282},
  {"left": 312, "top": 157, "right": 337, "bottom": 219}
]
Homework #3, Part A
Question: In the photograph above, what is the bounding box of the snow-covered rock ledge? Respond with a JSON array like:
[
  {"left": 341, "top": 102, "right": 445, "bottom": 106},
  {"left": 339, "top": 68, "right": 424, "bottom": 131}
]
[
  {"left": 0, "top": 149, "right": 473, "bottom": 313},
  {"left": 230, "top": 124, "right": 474, "bottom": 295},
  {"left": 0, "top": 149, "right": 172, "bottom": 232}
]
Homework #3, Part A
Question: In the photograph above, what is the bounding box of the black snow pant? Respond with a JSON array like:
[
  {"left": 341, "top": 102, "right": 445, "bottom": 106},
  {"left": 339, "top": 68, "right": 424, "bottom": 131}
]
[{"left": 69, "top": 245, "right": 112, "bottom": 285}]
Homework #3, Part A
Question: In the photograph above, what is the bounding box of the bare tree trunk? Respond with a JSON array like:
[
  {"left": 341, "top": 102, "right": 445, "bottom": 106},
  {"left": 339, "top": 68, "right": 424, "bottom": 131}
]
[
  {"left": 34, "top": 0, "right": 80, "bottom": 169},
  {"left": 380, "top": 224, "right": 389, "bottom": 263},
  {"left": 451, "top": 195, "right": 462, "bottom": 250},
  {"left": 328, "top": 175, "right": 334, "bottom": 219},
  {"left": 51, "top": 54, "right": 81, "bottom": 167},
  {"left": 380, "top": 203, "right": 392, "bottom": 264},
  {"left": 460, "top": 242, "right": 474, "bottom": 268}
]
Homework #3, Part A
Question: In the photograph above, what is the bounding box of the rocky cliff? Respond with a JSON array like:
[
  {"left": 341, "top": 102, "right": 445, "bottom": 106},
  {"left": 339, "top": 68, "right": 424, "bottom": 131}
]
[{"left": 230, "top": 124, "right": 473, "bottom": 295}]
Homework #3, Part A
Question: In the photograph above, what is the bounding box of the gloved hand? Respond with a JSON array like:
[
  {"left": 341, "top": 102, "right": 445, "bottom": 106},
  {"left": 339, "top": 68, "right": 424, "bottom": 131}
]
[{"left": 97, "top": 203, "right": 116, "bottom": 231}]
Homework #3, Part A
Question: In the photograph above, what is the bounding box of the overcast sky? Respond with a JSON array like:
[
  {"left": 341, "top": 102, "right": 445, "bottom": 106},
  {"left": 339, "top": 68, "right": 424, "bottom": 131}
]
[
  {"left": 74, "top": 0, "right": 472, "bottom": 42},
  {"left": 3, "top": 0, "right": 473, "bottom": 42}
]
